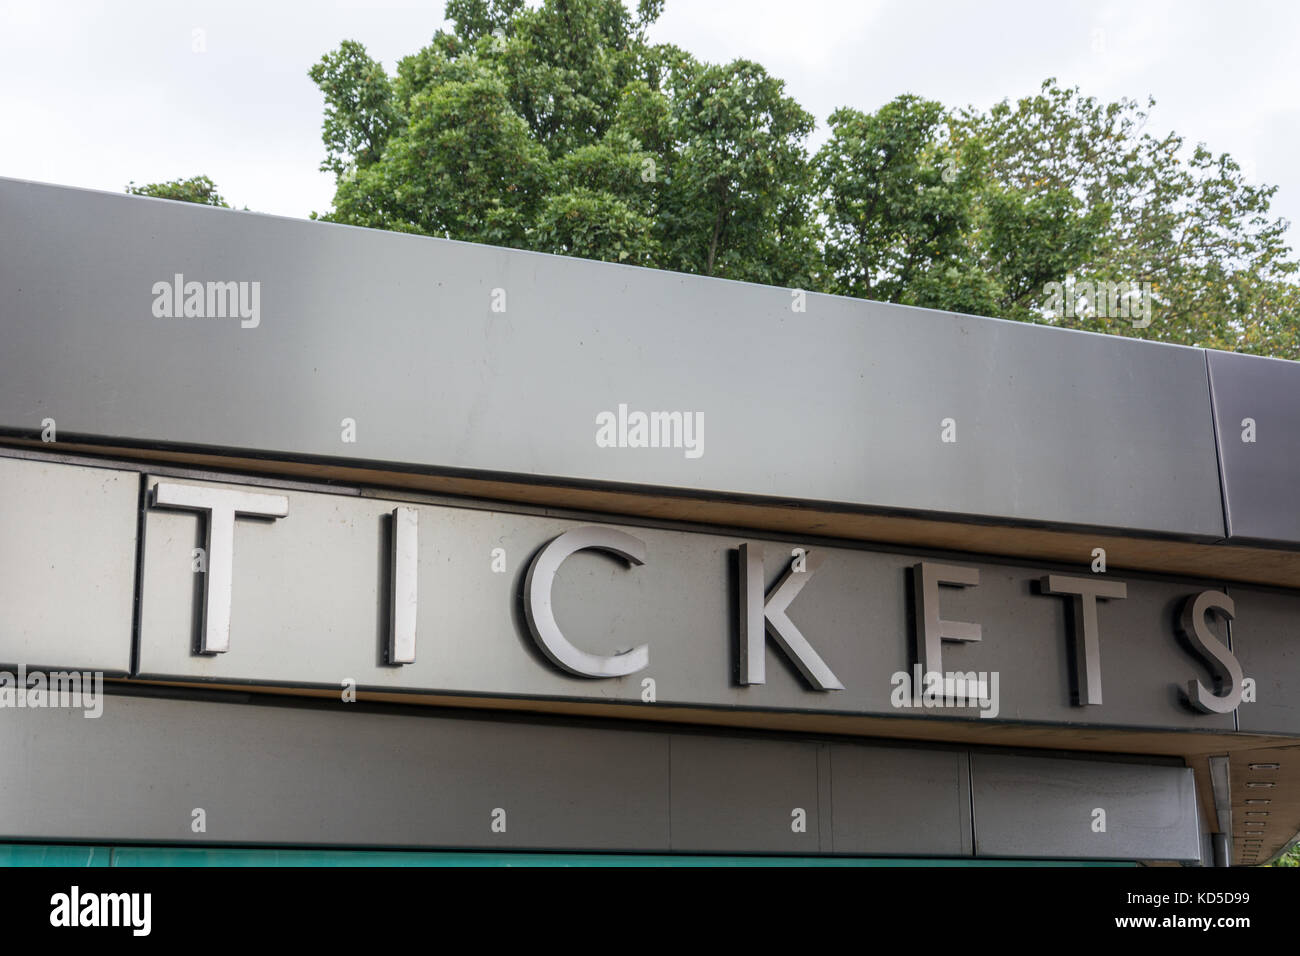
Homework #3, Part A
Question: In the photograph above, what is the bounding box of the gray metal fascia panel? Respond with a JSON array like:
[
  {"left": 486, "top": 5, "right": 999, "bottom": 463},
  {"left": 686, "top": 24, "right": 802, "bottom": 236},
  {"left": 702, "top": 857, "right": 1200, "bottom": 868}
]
[
  {"left": 1225, "top": 584, "right": 1300, "bottom": 735},
  {"left": 0, "top": 455, "right": 137, "bottom": 673},
  {"left": 0, "top": 690, "right": 1188, "bottom": 860},
  {"left": 829, "top": 743, "right": 973, "bottom": 856},
  {"left": 667, "top": 734, "right": 822, "bottom": 853},
  {"left": 0, "top": 693, "right": 673, "bottom": 850},
  {"left": 1206, "top": 349, "right": 1300, "bottom": 546},
  {"left": 970, "top": 753, "right": 1201, "bottom": 861},
  {"left": 0, "top": 177, "right": 1225, "bottom": 538}
]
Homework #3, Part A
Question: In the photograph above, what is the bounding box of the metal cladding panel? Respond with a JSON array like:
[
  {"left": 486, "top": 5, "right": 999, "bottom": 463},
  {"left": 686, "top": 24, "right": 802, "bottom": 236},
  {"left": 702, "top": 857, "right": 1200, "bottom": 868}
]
[
  {"left": 667, "top": 735, "right": 822, "bottom": 853},
  {"left": 0, "top": 177, "right": 1225, "bottom": 538},
  {"left": 135, "top": 473, "right": 1242, "bottom": 731},
  {"left": 0, "top": 691, "right": 1183, "bottom": 859},
  {"left": 1228, "top": 585, "right": 1300, "bottom": 735},
  {"left": 828, "top": 744, "right": 973, "bottom": 855},
  {"left": 970, "top": 754, "right": 1201, "bottom": 861},
  {"left": 0, "top": 455, "right": 137, "bottom": 673},
  {"left": 1207, "top": 349, "right": 1300, "bottom": 545},
  {"left": 0, "top": 694, "right": 672, "bottom": 850}
]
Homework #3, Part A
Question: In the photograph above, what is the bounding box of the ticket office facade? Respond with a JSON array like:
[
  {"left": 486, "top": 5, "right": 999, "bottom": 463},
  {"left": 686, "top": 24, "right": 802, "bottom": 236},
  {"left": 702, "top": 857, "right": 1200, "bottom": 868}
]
[
  {"left": 3, "top": 178, "right": 1300, "bottom": 864},
  {"left": 0, "top": 444, "right": 1291, "bottom": 865}
]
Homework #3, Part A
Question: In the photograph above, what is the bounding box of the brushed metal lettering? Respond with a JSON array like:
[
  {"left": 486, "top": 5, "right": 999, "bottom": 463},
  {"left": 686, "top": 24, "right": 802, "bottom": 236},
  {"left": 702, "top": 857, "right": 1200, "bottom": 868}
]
[
  {"left": 737, "top": 544, "right": 843, "bottom": 691},
  {"left": 1040, "top": 575, "right": 1127, "bottom": 706},
  {"left": 1178, "top": 590, "right": 1244, "bottom": 714},
  {"left": 149, "top": 481, "right": 289, "bottom": 654},
  {"left": 913, "top": 562, "right": 982, "bottom": 681},
  {"left": 388, "top": 506, "right": 418, "bottom": 664},
  {"left": 524, "top": 526, "right": 649, "bottom": 678}
]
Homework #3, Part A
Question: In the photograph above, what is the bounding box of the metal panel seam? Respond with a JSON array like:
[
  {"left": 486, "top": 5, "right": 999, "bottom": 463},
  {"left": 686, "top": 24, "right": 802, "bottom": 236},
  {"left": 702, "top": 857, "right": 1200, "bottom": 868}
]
[{"left": 1204, "top": 350, "right": 1234, "bottom": 543}]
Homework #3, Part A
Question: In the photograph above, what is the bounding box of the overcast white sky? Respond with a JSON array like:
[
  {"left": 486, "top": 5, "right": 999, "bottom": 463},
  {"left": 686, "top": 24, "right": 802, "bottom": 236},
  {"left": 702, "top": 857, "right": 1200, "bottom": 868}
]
[{"left": 2, "top": 0, "right": 1298, "bottom": 248}]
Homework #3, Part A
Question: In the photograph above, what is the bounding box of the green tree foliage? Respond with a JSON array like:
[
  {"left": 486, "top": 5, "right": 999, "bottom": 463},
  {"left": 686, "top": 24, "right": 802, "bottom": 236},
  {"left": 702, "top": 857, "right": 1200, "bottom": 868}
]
[
  {"left": 126, "top": 175, "right": 229, "bottom": 207},
  {"left": 308, "top": 39, "right": 400, "bottom": 177},
  {"left": 816, "top": 96, "right": 992, "bottom": 310},
  {"left": 309, "top": 0, "right": 815, "bottom": 282},
  {"left": 308, "top": 5, "right": 1298, "bottom": 359},
  {"left": 953, "top": 81, "right": 1298, "bottom": 354},
  {"left": 1269, "top": 841, "right": 1300, "bottom": 866},
  {"left": 662, "top": 59, "right": 817, "bottom": 284}
]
